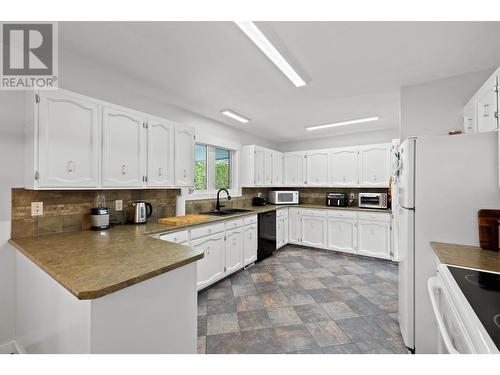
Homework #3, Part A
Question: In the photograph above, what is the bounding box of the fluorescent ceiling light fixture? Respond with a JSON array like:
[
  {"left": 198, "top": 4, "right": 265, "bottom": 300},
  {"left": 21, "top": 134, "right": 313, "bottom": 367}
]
[
  {"left": 306, "top": 116, "right": 380, "bottom": 131},
  {"left": 235, "top": 21, "right": 306, "bottom": 88},
  {"left": 221, "top": 110, "right": 250, "bottom": 123}
]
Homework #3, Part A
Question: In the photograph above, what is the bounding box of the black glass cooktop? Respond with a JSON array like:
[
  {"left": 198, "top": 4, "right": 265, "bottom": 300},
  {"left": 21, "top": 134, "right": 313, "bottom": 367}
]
[{"left": 448, "top": 265, "right": 500, "bottom": 350}]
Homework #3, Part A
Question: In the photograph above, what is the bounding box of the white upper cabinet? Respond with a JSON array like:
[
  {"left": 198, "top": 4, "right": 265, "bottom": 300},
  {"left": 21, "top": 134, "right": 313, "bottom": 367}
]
[
  {"left": 463, "top": 96, "right": 477, "bottom": 134},
  {"left": 147, "top": 117, "right": 174, "bottom": 187},
  {"left": 476, "top": 73, "right": 498, "bottom": 133},
  {"left": 272, "top": 150, "right": 284, "bottom": 186},
  {"left": 305, "top": 150, "right": 329, "bottom": 186},
  {"left": 263, "top": 148, "right": 273, "bottom": 186},
  {"left": 254, "top": 146, "right": 264, "bottom": 185},
  {"left": 284, "top": 152, "right": 306, "bottom": 186},
  {"left": 329, "top": 147, "right": 359, "bottom": 187},
  {"left": 102, "top": 105, "right": 147, "bottom": 188},
  {"left": 36, "top": 90, "right": 101, "bottom": 188},
  {"left": 174, "top": 124, "right": 195, "bottom": 187},
  {"left": 358, "top": 143, "right": 391, "bottom": 187}
]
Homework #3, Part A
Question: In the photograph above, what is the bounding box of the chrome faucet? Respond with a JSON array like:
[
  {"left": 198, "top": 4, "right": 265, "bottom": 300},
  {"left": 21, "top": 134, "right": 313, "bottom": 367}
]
[{"left": 216, "top": 189, "right": 231, "bottom": 211}]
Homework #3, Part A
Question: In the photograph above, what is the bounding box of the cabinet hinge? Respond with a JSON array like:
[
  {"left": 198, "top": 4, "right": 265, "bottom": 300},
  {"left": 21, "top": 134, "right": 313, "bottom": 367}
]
[
  {"left": 34, "top": 171, "right": 40, "bottom": 180},
  {"left": 494, "top": 84, "right": 498, "bottom": 93},
  {"left": 35, "top": 94, "right": 40, "bottom": 103},
  {"left": 145, "top": 176, "right": 148, "bottom": 183},
  {"left": 224, "top": 266, "right": 227, "bottom": 272}
]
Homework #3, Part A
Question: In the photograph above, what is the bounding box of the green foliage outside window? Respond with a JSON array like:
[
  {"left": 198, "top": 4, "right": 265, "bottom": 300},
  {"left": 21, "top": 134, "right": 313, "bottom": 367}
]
[{"left": 194, "top": 161, "right": 207, "bottom": 190}]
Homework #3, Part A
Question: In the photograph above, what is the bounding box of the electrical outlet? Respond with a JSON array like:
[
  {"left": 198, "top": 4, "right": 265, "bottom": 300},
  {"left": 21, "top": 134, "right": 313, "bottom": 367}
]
[
  {"left": 115, "top": 200, "right": 123, "bottom": 211},
  {"left": 31, "top": 202, "right": 43, "bottom": 216}
]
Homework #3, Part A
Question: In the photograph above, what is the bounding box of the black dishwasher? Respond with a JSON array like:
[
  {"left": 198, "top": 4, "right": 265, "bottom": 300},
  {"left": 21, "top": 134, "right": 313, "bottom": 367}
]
[{"left": 257, "top": 211, "right": 276, "bottom": 261}]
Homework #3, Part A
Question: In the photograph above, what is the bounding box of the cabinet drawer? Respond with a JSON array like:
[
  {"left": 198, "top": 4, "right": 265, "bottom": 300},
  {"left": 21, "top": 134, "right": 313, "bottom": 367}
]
[
  {"left": 190, "top": 222, "right": 225, "bottom": 240},
  {"left": 327, "top": 210, "right": 358, "bottom": 219},
  {"left": 276, "top": 209, "right": 284, "bottom": 217},
  {"left": 244, "top": 223, "right": 257, "bottom": 232},
  {"left": 243, "top": 214, "right": 258, "bottom": 226},
  {"left": 357, "top": 211, "right": 391, "bottom": 222},
  {"left": 160, "top": 230, "right": 189, "bottom": 244},
  {"left": 226, "top": 218, "right": 244, "bottom": 229},
  {"left": 300, "top": 208, "right": 327, "bottom": 218}
]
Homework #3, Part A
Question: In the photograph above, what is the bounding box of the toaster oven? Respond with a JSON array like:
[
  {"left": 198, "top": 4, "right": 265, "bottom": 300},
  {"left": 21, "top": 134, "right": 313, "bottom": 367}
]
[
  {"left": 358, "top": 192, "right": 388, "bottom": 209},
  {"left": 268, "top": 191, "right": 299, "bottom": 205}
]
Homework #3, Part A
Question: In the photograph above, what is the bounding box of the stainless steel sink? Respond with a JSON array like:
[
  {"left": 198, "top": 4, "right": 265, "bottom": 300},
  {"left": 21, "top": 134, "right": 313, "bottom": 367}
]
[{"left": 200, "top": 208, "right": 253, "bottom": 216}]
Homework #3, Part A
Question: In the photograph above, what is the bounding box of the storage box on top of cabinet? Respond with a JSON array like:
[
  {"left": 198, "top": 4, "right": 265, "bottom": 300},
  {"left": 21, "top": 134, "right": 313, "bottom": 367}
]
[{"left": 24, "top": 89, "right": 195, "bottom": 189}]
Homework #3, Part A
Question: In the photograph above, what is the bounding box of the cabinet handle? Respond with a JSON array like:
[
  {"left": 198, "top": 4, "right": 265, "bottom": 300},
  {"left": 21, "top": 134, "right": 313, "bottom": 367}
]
[
  {"left": 121, "top": 165, "right": 127, "bottom": 175},
  {"left": 158, "top": 167, "right": 162, "bottom": 176},
  {"left": 67, "top": 160, "right": 75, "bottom": 173},
  {"left": 484, "top": 104, "right": 490, "bottom": 117}
]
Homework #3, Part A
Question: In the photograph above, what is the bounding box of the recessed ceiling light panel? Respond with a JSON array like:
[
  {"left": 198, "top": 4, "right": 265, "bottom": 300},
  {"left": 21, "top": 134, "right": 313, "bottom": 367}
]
[
  {"left": 235, "top": 21, "right": 306, "bottom": 88},
  {"left": 306, "top": 116, "right": 379, "bottom": 131},
  {"left": 221, "top": 110, "right": 250, "bottom": 123}
]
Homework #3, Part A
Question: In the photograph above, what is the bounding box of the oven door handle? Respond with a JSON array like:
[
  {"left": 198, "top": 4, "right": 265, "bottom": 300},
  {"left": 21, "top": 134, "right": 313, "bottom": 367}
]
[{"left": 427, "top": 277, "right": 460, "bottom": 354}]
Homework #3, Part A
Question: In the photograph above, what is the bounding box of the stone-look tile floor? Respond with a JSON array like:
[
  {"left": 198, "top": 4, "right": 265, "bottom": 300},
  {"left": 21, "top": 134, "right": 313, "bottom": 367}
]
[{"left": 197, "top": 245, "right": 406, "bottom": 354}]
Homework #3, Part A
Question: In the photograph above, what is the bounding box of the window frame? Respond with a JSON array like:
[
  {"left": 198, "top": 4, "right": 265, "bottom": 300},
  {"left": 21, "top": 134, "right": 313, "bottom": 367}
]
[{"left": 192, "top": 143, "right": 237, "bottom": 196}]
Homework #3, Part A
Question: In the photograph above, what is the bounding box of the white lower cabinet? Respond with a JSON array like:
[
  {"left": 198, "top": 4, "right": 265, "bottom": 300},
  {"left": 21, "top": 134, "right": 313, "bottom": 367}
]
[
  {"left": 243, "top": 224, "right": 258, "bottom": 266},
  {"left": 288, "top": 207, "right": 300, "bottom": 244},
  {"left": 283, "top": 209, "right": 289, "bottom": 244},
  {"left": 357, "top": 219, "right": 391, "bottom": 260},
  {"left": 277, "top": 215, "right": 285, "bottom": 249},
  {"left": 300, "top": 210, "right": 327, "bottom": 249},
  {"left": 225, "top": 228, "right": 244, "bottom": 275},
  {"left": 192, "top": 232, "right": 226, "bottom": 290},
  {"left": 327, "top": 217, "right": 357, "bottom": 254}
]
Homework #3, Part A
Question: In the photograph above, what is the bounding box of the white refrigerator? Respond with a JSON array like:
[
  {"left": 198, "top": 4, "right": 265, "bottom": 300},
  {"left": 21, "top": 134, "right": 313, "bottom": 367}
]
[{"left": 397, "top": 131, "right": 500, "bottom": 353}]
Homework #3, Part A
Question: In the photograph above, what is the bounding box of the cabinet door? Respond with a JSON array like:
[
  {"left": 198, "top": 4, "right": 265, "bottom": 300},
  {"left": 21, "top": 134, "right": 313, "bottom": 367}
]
[
  {"left": 358, "top": 144, "right": 391, "bottom": 187},
  {"left": 254, "top": 146, "right": 264, "bottom": 186},
  {"left": 300, "top": 215, "right": 327, "bottom": 248},
  {"left": 102, "top": 106, "right": 146, "bottom": 188},
  {"left": 463, "top": 96, "right": 477, "bottom": 134},
  {"left": 273, "top": 151, "right": 284, "bottom": 186},
  {"left": 226, "top": 228, "right": 244, "bottom": 275},
  {"left": 306, "top": 151, "right": 329, "bottom": 186},
  {"left": 147, "top": 117, "right": 174, "bottom": 187},
  {"left": 288, "top": 207, "right": 300, "bottom": 244},
  {"left": 329, "top": 148, "right": 358, "bottom": 187},
  {"left": 37, "top": 91, "right": 101, "bottom": 188},
  {"left": 192, "top": 233, "right": 226, "bottom": 290},
  {"left": 263, "top": 149, "right": 273, "bottom": 186},
  {"left": 174, "top": 124, "right": 195, "bottom": 186},
  {"left": 284, "top": 152, "right": 306, "bottom": 186},
  {"left": 357, "top": 220, "right": 391, "bottom": 259},
  {"left": 327, "top": 218, "right": 357, "bottom": 254},
  {"left": 243, "top": 224, "right": 257, "bottom": 266},
  {"left": 476, "top": 74, "right": 498, "bottom": 133},
  {"left": 283, "top": 209, "right": 289, "bottom": 244},
  {"left": 276, "top": 216, "right": 284, "bottom": 249}
]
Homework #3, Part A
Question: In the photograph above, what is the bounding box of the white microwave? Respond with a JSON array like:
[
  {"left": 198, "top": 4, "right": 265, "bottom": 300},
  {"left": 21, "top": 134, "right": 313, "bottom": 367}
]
[{"left": 268, "top": 191, "right": 299, "bottom": 205}]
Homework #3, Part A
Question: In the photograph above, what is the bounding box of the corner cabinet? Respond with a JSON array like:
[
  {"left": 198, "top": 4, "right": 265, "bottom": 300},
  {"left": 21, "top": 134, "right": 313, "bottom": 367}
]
[
  {"left": 147, "top": 117, "right": 174, "bottom": 187},
  {"left": 174, "top": 124, "right": 195, "bottom": 187},
  {"left": 272, "top": 150, "right": 284, "bottom": 186},
  {"left": 240, "top": 145, "right": 276, "bottom": 187},
  {"left": 101, "top": 105, "right": 147, "bottom": 188},
  {"left": 32, "top": 90, "right": 101, "bottom": 188},
  {"left": 358, "top": 143, "right": 391, "bottom": 187}
]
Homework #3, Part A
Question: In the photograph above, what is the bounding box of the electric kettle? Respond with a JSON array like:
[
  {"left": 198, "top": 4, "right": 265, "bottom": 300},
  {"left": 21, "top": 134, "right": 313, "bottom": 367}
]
[{"left": 131, "top": 201, "right": 153, "bottom": 224}]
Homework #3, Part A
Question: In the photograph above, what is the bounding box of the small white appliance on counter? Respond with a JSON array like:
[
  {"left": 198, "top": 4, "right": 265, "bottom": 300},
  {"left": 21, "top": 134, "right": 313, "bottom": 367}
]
[
  {"left": 268, "top": 190, "right": 299, "bottom": 205},
  {"left": 397, "top": 132, "right": 500, "bottom": 353}
]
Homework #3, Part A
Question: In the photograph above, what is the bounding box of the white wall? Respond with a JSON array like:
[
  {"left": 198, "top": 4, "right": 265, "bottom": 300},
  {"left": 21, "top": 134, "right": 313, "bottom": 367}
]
[
  {"left": 400, "top": 69, "right": 494, "bottom": 139},
  {"left": 0, "top": 91, "right": 25, "bottom": 348},
  {"left": 277, "top": 128, "right": 399, "bottom": 152}
]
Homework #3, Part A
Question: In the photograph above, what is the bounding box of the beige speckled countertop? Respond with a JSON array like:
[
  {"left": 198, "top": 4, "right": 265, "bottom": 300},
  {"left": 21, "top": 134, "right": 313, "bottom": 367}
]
[
  {"left": 9, "top": 204, "right": 391, "bottom": 300},
  {"left": 431, "top": 242, "right": 500, "bottom": 273}
]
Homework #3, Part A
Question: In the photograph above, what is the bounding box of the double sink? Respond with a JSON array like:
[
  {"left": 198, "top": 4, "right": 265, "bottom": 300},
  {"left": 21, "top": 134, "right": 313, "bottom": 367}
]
[{"left": 200, "top": 208, "right": 253, "bottom": 216}]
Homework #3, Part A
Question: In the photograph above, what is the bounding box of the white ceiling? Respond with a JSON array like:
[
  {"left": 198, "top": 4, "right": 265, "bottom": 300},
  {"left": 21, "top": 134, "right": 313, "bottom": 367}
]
[{"left": 59, "top": 21, "right": 500, "bottom": 143}]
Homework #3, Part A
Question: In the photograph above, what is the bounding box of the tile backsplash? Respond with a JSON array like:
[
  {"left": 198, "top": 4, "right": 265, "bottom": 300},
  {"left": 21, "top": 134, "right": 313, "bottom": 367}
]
[{"left": 11, "top": 188, "right": 180, "bottom": 239}]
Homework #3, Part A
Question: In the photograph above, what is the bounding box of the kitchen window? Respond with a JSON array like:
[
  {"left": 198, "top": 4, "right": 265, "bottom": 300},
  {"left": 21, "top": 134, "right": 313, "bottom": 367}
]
[{"left": 194, "top": 143, "right": 233, "bottom": 191}]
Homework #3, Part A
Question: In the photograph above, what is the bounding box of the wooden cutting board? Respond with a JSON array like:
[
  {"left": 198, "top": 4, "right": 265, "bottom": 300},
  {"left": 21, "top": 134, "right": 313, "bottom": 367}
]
[
  {"left": 478, "top": 209, "right": 500, "bottom": 251},
  {"left": 158, "top": 214, "right": 211, "bottom": 226}
]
